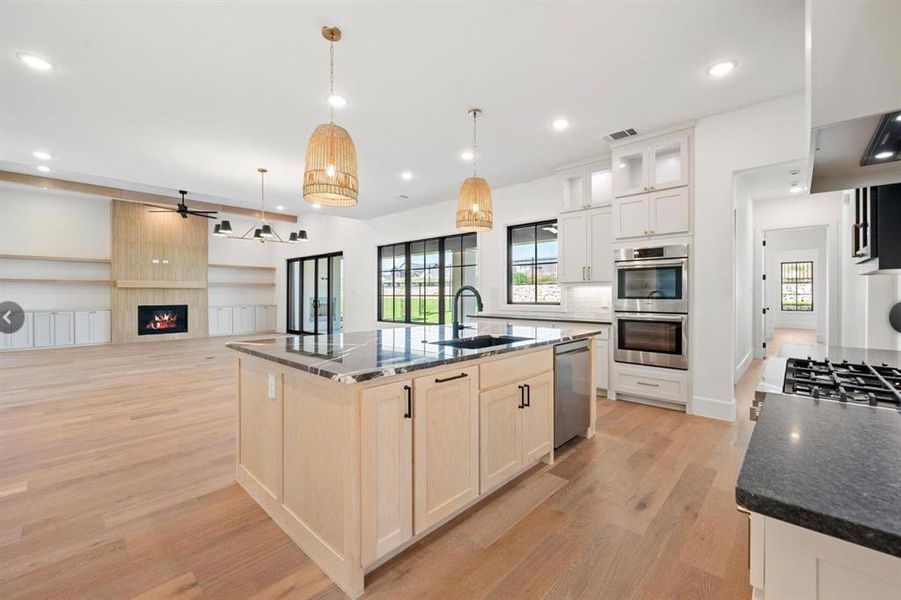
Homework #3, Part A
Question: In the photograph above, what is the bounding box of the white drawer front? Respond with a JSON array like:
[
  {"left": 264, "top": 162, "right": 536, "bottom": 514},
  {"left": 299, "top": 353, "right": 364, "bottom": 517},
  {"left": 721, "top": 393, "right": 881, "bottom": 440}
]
[{"left": 615, "top": 368, "right": 686, "bottom": 404}]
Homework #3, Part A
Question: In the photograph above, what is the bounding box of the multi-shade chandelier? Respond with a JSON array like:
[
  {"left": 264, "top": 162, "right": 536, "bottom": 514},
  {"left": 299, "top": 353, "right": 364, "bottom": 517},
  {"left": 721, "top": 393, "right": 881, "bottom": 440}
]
[
  {"left": 456, "top": 108, "right": 493, "bottom": 231},
  {"left": 214, "top": 168, "right": 308, "bottom": 244},
  {"left": 303, "top": 26, "right": 359, "bottom": 207}
]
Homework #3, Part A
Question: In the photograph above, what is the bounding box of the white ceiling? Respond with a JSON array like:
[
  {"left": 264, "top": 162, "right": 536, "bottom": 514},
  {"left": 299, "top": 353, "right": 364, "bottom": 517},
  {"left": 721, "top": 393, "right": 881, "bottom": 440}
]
[
  {"left": 739, "top": 158, "right": 810, "bottom": 201},
  {"left": 1, "top": 1, "right": 804, "bottom": 218}
]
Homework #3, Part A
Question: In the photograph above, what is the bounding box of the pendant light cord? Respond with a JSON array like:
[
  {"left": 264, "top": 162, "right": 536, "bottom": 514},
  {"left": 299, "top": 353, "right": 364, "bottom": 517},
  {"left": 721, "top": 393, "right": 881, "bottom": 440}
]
[
  {"left": 472, "top": 110, "right": 478, "bottom": 177},
  {"left": 329, "top": 40, "right": 336, "bottom": 123},
  {"left": 260, "top": 169, "right": 267, "bottom": 224}
]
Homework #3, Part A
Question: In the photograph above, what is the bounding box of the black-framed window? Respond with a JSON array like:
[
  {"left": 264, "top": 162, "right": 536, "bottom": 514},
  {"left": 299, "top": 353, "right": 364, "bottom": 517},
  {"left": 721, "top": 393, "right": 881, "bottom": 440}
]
[
  {"left": 287, "top": 252, "right": 344, "bottom": 334},
  {"left": 781, "top": 261, "right": 813, "bottom": 311},
  {"left": 508, "top": 220, "right": 560, "bottom": 305},
  {"left": 378, "top": 233, "right": 477, "bottom": 324}
]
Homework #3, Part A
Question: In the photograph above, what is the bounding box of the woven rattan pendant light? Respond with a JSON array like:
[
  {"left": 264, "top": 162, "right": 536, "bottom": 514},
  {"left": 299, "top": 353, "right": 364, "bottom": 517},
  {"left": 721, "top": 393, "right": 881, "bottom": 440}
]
[
  {"left": 303, "top": 26, "right": 359, "bottom": 207},
  {"left": 456, "top": 108, "right": 493, "bottom": 231}
]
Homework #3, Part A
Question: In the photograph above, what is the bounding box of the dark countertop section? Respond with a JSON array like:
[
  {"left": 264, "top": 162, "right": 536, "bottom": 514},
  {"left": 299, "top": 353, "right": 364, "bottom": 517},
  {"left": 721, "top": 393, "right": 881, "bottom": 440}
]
[
  {"left": 227, "top": 321, "right": 605, "bottom": 384},
  {"left": 736, "top": 392, "right": 901, "bottom": 558},
  {"left": 469, "top": 312, "right": 611, "bottom": 325}
]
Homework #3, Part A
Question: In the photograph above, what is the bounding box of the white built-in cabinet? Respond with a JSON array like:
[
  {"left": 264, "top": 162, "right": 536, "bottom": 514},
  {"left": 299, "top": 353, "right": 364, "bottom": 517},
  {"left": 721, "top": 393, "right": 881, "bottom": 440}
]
[
  {"left": 611, "top": 130, "right": 691, "bottom": 240},
  {"left": 558, "top": 160, "right": 613, "bottom": 213},
  {"left": 74, "top": 310, "right": 111, "bottom": 345},
  {"left": 209, "top": 305, "right": 276, "bottom": 336},
  {"left": 559, "top": 206, "right": 613, "bottom": 283},
  {"left": 0, "top": 313, "right": 33, "bottom": 350},
  {"left": 33, "top": 311, "right": 74, "bottom": 347}
]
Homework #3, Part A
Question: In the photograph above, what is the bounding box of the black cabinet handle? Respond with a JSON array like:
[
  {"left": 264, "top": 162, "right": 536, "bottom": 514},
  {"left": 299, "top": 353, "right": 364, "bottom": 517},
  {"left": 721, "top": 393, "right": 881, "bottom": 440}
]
[
  {"left": 435, "top": 372, "right": 468, "bottom": 384},
  {"left": 403, "top": 385, "right": 412, "bottom": 419},
  {"left": 524, "top": 383, "right": 531, "bottom": 407},
  {"left": 517, "top": 385, "right": 525, "bottom": 409}
]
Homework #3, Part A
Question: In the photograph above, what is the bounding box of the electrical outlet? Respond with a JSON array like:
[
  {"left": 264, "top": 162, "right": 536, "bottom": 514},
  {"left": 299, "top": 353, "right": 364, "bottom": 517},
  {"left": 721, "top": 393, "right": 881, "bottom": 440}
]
[{"left": 267, "top": 374, "right": 276, "bottom": 399}]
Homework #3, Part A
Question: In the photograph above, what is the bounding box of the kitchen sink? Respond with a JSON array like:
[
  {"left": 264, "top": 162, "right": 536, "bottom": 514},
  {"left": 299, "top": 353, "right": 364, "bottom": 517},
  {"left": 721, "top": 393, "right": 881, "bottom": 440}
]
[{"left": 431, "top": 335, "right": 532, "bottom": 350}]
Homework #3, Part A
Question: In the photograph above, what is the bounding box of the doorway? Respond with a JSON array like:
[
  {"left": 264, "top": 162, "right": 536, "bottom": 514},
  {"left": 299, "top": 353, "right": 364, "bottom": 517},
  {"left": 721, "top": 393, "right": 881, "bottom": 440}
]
[{"left": 287, "top": 252, "right": 344, "bottom": 335}]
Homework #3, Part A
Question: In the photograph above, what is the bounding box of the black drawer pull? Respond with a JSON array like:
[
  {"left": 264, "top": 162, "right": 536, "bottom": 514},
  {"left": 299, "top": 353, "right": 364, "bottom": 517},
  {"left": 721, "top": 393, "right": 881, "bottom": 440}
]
[
  {"left": 435, "top": 372, "right": 468, "bottom": 384},
  {"left": 403, "top": 385, "right": 412, "bottom": 419},
  {"left": 518, "top": 385, "right": 525, "bottom": 409},
  {"left": 523, "top": 383, "right": 531, "bottom": 407}
]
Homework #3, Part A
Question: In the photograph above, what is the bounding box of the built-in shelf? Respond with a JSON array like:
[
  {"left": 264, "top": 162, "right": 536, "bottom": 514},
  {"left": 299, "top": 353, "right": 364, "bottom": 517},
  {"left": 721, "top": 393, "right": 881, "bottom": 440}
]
[
  {"left": 208, "top": 263, "right": 276, "bottom": 272},
  {"left": 0, "top": 253, "right": 111, "bottom": 264},
  {"left": 208, "top": 281, "right": 276, "bottom": 287},
  {"left": 112, "top": 280, "right": 207, "bottom": 289},
  {"left": 0, "top": 278, "right": 112, "bottom": 284}
]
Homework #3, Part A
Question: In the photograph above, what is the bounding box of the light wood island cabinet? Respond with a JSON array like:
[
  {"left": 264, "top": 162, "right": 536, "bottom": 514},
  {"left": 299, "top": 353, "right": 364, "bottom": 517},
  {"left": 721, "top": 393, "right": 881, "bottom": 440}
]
[{"left": 233, "top": 336, "right": 595, "bottom": 598}]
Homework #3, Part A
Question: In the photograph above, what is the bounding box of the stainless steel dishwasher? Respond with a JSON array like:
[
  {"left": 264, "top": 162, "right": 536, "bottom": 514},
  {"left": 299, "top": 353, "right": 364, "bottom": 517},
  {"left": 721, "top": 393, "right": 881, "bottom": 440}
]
[{"left": 554, "top": 339, "right": 591, "bottom": 448}]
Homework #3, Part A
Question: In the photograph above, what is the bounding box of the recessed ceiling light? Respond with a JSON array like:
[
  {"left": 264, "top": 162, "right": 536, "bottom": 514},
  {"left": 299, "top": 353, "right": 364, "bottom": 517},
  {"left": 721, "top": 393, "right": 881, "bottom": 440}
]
[
  {"left": 276, "top": 205, "right": 285, "bottom": 211},
  {"left": 875, "top": 151, "right": 895, "bottom": 160},
  {"left": 36, "top": 165, "right": 51, "bottom": 173},
  {"left": 618, "top": 162, "right": 626, "bottom": 169},
  {"left": 400, "top": 171, "right": 413, "bottom": 181},
  {"left": 327, "top": 94, "right": 347, "bottom": 108},
  {"left": 552, "top": 118, "right": 570, "bottom": 131},
  {"left": 790, "top": 183, "right": 804, "bottom": 194},
  {"left": 460, "top": 150, "right": 474, "bottom": 161},
  {"left": 17, "top": 53, "right": 54, "bottom": 71},
  {"left": 706, "top": 60, "right": 736, "bottom": 78},
  {"left": 33, "top": 150, "right": 53, "bottom": 160},
  {"left": 311, "top": 203, "right": 321, "bottom": 209}
]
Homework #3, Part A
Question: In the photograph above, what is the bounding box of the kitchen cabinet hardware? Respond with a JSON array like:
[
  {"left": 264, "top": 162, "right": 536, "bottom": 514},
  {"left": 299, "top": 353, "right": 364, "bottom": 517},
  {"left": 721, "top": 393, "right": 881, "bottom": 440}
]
[
  {"left": 517, "top": 384, "right": 525, "bottom": 408},
  {"left": 636, "top": 380, "right": 660, "bottom": 387},
  {"left": 523, "top": 383, "right": 531, "bottom": 407},
  {"left": 403, "top": 385, "right": 412, "bottom": 418},
  {"left": 435, "top": 372, "right": 468, "bottom": 384}
]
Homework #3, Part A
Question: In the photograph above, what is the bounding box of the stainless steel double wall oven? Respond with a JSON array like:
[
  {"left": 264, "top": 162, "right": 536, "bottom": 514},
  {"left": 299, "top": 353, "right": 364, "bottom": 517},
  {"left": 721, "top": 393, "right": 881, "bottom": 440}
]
[{"left": 613, "top": 244, "right": 689, "bottom": 370}]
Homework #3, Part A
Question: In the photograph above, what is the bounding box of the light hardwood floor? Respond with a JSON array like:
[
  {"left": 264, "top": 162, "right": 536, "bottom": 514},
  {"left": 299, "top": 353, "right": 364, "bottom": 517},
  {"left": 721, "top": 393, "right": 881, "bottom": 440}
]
[{"left": 0, "top": 329, "right": 815, "bottom": 599}]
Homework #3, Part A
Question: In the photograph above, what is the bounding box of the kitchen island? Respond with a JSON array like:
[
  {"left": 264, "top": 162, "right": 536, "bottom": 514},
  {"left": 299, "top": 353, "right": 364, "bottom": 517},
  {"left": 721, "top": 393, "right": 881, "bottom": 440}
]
[
  {"left": 737, "top": 343, "right": 901, "bottom": 599},
  {"left": 227, "top": 321, "right": 602, "bottom": 598}
]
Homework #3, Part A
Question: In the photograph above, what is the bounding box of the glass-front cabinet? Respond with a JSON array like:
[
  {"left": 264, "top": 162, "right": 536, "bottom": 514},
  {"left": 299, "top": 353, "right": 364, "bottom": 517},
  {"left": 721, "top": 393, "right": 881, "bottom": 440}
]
[
  {"left": 558, "top": 159, "right": 613, "bottom": 212},
  {"left": 611, "top": 131, "right": 689, "bottom": 198}
]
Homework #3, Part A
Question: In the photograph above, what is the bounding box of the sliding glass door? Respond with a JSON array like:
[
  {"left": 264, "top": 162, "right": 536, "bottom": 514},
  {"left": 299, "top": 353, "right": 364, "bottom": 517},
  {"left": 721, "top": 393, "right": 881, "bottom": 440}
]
[{"left": 286, "top": 252, "right": 344, "bottom": 335}]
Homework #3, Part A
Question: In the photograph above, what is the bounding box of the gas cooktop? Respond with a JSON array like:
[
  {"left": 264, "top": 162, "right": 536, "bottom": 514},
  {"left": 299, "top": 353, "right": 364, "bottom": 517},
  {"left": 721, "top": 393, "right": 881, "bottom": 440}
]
[{"left": 783, "top": 357, "right": 901, "bottom": 409}]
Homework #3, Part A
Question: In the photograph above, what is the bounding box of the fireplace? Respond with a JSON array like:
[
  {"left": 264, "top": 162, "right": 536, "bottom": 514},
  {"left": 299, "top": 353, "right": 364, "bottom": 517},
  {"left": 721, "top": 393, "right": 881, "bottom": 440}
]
[{"left": 138, "top": 304, "right": 188, "bottom": 335}]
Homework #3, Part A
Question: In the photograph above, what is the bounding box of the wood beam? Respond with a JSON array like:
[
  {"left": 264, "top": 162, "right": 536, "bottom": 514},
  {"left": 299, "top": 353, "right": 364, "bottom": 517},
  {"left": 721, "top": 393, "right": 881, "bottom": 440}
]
[{"left": 0, "top": 170, "right": 298, "bottom": 223}]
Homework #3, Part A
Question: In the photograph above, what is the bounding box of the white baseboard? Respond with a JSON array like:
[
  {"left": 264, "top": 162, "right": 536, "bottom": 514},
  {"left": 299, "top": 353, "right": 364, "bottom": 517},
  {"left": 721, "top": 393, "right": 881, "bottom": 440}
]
[
  {"left": 734, "top": 348, "right": 752, "bottom": 383},
  {"left": 689, "top": 395, "right": 736, "bottom": 422}
]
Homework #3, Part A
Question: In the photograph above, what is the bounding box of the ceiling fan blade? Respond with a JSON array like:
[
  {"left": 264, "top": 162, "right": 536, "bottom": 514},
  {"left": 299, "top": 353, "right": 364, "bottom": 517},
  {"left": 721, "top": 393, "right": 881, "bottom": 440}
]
[
  {"left": 148, "top": 209, "right": 177, "bottom": 213},
  {"left": 187, "top": 212, "right": 217, "bottom": 219},
  {"left": 188, "top": 210, "right": 219, "bottom": 214}
]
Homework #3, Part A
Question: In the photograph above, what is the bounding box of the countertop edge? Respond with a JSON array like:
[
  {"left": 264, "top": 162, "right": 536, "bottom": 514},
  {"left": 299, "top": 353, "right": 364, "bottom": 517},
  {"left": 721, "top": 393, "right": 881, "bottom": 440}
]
[
  {"left": 734, "top": 485, "right": 901, "bottom": 559},
  {"left": 227, "top": 328, "right": 604, "bottom": 384},
  {"left": 469, "top": 313, "right": 612, "bottom": 325}
]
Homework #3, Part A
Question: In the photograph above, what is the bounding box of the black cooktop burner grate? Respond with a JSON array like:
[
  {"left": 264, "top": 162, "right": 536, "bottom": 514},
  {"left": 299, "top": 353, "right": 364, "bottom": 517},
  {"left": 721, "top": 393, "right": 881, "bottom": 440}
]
[{"left": 783, "top": 357, "right": 901, "bottom": 408}]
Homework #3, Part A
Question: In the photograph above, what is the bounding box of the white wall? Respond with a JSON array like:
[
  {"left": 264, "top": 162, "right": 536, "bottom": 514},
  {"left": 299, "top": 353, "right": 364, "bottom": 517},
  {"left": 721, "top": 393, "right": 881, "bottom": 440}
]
[
  {"left": 693, "top": 93, "right": 807, "bottom": 421},
  {"left": 733, "top": 176, "right": 755, "bottom": 381}
]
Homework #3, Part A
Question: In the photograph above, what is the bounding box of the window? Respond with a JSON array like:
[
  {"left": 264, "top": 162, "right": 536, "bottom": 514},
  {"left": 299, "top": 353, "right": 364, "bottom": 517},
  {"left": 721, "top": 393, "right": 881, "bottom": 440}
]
[
  {"left": 781, "top": 261, "right": 813, "bottom": 311},
  {"left": 378, "top": 233, "right": 477, "bottom": 324},
  {"left": 508, "top": 219, "right": 560, "bottom": 305},
  {"left": 287, "top": 252, "right": 344, "bottom": 334}
]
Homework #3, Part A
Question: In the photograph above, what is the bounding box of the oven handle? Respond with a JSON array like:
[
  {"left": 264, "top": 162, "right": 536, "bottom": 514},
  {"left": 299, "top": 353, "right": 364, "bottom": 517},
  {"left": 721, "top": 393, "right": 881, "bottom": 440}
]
[
  {"left": 615, "top": 258, "right": 687, "bottom": 269},
  {"left": 615, "top": 312, "right": 687, "bottom": 323}
]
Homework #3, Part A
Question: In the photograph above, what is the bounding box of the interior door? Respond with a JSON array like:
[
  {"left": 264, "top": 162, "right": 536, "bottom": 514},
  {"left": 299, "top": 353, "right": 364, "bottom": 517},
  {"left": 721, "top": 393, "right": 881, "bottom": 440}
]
[{"left": 287, "top": 253, "right": 344, "bottom": 335}]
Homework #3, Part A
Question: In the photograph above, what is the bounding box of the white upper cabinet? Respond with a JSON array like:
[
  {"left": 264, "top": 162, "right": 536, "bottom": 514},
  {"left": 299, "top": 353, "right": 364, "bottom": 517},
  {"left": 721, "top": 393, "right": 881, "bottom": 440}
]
[
  {"left": 559, "top": 207, "right": 613, "bottom": 283},
  {"left": 650, "top": 188, "right": 690, "bottom": 235},
  {"left": 613, "top": 195, "right": 651, "bottom": 239},
  {"left": 612, "top": 130, "right": 690, "bottom": 198},
  {"left": 558, "top": 159, "right": 613, "bottom": 212}
]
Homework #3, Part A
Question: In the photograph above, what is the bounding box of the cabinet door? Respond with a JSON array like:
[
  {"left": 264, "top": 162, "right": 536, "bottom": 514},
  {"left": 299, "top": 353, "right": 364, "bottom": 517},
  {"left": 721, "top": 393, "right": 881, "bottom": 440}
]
[
  {"left": 587, "top": 207, "right": 613, "bottom": 282},
  {"left": 558, "top": 167, "right": 586, "bottom": 212},
  {"left": 521, "top": 371, "right": 553, "bottom": 464},
  {"left": 91, "top": 310, "right": 111, "bottom": 344},
  {"left": 595, "top": 335, "right": 609, "bottom": 391},
  {"left": 254, "top": 306, "right": 269, "bottom": 332},
  {"left": 479, "top": 383, "right": 523, "bottom": 493},
  {"left": 649, "top": 187, "right": 689, "bottom": 235},
  {"left": 361, "top": 380, "right": 413, "bottom": 565},
  {"left": 9, "top": 313, "right": 34, "bottom": 349},
  {"left": 648, "top": 132, "right": 689, "bottom": 191},
  {"left": 558, "top": 211, "right": 589, "bottom": 283},
  {"left": 33, "top": 312, "right": 53, "bottom": 347},
  {"left": 412, "top": 366, "right": 479, "bottom": 533},
  {"left": 612, "top": 145, "right": 648, "bottom": 197},
  {"left": 589, "top": 166, "right": 613, "bottom": 207},
  {"left": 217, "top": 307, "right": 233, "bottom": 335},
  {"left": 53, "top": 311, "right": 75, "bottom": 346},
  {"left": 241, "top": 307, "right": 255, "bottom": 333},
  {"left": 74, "top": 311, "right": 92, "bottom": 345},
  {"left": 208, "top": 309, "right": 219, "bottom": 336},
  {"left": 613, "top": 194, "right": 650, "bottom": 239}
]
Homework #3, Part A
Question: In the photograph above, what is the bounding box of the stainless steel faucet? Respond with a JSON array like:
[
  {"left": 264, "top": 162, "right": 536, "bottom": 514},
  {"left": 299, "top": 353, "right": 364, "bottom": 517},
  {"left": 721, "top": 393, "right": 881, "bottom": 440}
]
[{"left": 452, "top": 285, "right": 483, "bottom": 338}]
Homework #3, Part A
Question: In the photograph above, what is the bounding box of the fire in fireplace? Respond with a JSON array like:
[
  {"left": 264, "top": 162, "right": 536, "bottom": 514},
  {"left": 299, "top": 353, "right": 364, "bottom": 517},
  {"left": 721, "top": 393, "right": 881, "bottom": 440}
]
[{"left": 138, "top": 304, "right": 188, "bottom": 335}]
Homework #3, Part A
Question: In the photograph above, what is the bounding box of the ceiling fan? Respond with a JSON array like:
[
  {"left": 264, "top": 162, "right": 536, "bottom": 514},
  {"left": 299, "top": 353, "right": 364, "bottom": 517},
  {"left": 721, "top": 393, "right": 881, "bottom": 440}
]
[{"left": 146, "top": 190, "right": 218, "bottom": 219}]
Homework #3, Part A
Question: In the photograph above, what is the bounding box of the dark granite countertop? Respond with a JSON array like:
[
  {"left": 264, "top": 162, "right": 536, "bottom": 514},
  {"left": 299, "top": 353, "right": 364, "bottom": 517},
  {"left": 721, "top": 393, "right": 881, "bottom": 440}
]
[
  {"left": 736, "top": 392, "right": 901, "bottom": 558},
  {"left": 227, "top": 321, "right": 604, "bottom": 384},
  {"left": 468, "top": 312, "right": 611, "bottom": 325}
]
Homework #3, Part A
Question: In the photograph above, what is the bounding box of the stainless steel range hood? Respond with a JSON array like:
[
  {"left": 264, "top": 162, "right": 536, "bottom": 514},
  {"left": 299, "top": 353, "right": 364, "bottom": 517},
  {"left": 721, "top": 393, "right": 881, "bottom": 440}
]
[{"left": 810, "top": 111, "right": 901, "bottom": 194}]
